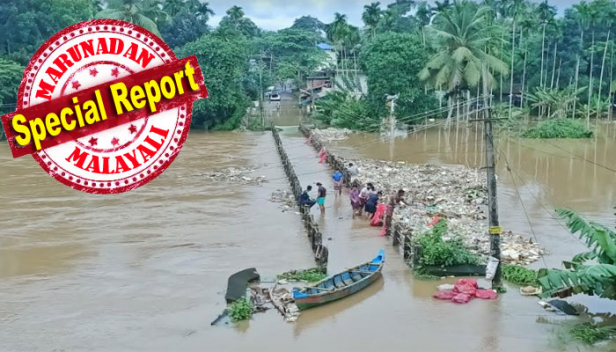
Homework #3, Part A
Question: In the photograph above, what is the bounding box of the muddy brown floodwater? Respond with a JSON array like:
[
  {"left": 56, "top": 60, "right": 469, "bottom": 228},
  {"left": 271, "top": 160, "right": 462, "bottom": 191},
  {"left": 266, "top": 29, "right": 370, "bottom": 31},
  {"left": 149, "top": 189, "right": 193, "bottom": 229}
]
[{"left": 1, "top": 102, "right": 615, "bottom": 351}]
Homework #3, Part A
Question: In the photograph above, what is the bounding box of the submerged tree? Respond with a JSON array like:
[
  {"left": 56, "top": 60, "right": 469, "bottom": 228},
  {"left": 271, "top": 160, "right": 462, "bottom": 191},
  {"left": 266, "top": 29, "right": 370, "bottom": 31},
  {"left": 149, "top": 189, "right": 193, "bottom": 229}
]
[{"left": 419, "top": 1, "right": 508, "bottom": 125}]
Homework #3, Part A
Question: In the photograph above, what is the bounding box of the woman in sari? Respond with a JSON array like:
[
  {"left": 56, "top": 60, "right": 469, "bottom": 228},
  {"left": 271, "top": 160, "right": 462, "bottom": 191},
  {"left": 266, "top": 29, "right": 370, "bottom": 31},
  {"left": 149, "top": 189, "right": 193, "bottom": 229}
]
[
  {"left": 349, "top": 181, "right": 362, "bottom": 218},
  {"left": 359, "top": 183, "right": 375, "bottom": 219}
]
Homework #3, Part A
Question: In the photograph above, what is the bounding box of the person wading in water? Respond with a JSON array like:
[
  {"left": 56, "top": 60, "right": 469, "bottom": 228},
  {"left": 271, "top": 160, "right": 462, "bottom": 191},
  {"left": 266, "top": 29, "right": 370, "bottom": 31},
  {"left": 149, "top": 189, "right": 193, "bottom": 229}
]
[
  {"left": 347, "top": 163, "right": 359, "bottom": 183},
  {"left": 349, "top": 181, "right": 362, "bottom": 219},
  {"left": 316, "top": 182, "right": 327, "bottom": 214},
  {"left": 332, "top": 169, "right": 343, "bottom": 197},
  {"left": 385, "top": 189, "right": 409, "bottom": 233},
  {"left": 365, "top": 191, "right": 382, "bottom": 220},
  {"left": 359, "top": 183, "right": 375, "bottom": 219},
  {"left": 299, "top": 185, "right": 316, "bottom": 209}
]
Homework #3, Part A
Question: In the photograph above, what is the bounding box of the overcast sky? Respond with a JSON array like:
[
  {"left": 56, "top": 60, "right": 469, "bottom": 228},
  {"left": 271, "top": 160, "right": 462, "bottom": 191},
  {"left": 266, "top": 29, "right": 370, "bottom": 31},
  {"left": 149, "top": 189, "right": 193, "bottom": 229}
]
[{"left": 206, "top": 0, "right": 580, "bottom": 31}]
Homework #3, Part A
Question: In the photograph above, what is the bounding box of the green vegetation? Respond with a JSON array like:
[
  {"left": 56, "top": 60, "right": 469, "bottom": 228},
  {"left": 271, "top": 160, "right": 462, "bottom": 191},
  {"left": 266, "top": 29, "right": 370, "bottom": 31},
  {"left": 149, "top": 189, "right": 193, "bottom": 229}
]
[
  {"left": 3, "top": 0, "right": 616, "bottom": 132},
  {"left": 278, "top": 268, "right": 327, "bottom": 282},
  {"left": 570, "top": 322, "right": 616, "bottom": 344},
  {"left": 419, "top": 2, "right": 507, "bottom": 125},
  {"left": 416, "top": 219, "right": 480, "bottom": 267},
  {"left": 228, "top": 298, "right": 253, "bottom": 322},
  {"left": 414, "top": 273, "right": 441, "bottom": 281},
  {"left": 538, "top": 209, "right": 616, "bottom": 299},
  {"left": 522, "top": 119, "right": 593, "bottom": 139},
  {"left": 0, "top": 58, "right": 25, "bottom": 139},
  {"left": 502, "top": 264, "right": 539, "bottom": 286},
  {"left": 361, "top": 33, "right": 437, "bottom": 125},
  {"left": 177, "top": 35, "right": 250, "bottom": 130}
]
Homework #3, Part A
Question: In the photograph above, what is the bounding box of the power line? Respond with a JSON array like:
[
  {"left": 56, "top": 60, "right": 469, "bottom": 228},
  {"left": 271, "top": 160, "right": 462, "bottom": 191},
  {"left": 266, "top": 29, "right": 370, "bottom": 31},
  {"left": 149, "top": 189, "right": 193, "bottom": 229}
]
[
  {"left": 544, "top": 140, "right": 616, "bottom": 174},
  {"left": 497, "top": 147, "right": 549, "bottom": 269},
  {"left": 496, "top": 147, "right": 591, "bottom": 251}
]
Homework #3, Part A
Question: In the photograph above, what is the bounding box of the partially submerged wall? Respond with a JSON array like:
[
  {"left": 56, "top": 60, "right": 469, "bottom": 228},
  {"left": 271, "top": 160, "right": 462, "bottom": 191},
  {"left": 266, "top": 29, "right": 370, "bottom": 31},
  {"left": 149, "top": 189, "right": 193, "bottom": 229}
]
[{"left": 271, "top": 127, "right": 328, "bottom": 271}]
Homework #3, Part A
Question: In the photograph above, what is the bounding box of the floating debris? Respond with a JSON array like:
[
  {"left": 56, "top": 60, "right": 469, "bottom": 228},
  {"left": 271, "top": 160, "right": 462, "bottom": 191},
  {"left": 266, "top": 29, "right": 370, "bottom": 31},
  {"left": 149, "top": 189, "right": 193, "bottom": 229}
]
[
  {"left": 277, "top": 268, "right": 327, "bottom": 283},
  {"left": 214, "top": 268, "right": 303, "bottom": 324},
  {"left": 202, "top": 167, "right": 266, "bottom": 185},
  {"left": 270, "top": 189, "right": 296, "bottom": 211},
  {"left": 350, "top": 159, "right": 544, "bottom": 264},
  {"left": 312, "top": 127, "right": 353, "bottom": 142}
]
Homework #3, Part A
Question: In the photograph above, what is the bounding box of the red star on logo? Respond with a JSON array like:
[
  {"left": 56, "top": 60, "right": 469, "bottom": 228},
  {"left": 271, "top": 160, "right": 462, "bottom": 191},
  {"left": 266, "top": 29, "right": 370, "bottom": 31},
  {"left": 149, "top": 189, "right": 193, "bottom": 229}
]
[
  {"left": 111, "top": 137, "right": 119, "bottom": 146},
  {"left": 89, "top": 67, "right": 98, "bottom": 77},
  {"left": 71, "top": 80, "right": 81, "bottom": 90},
  {"left": 111, "top": 67, "right": 120, "bottom": 78},
  {"left": 128, "top": 124, "right": 137, "bottom": 134},
  {"left": 88, "top": 137, "right": 98, "bottom": 146}
]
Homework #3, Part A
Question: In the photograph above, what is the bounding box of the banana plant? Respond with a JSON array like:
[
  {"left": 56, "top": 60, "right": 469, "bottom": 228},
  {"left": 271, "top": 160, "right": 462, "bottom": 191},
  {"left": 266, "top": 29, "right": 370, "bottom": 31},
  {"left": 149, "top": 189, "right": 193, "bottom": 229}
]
[{"left": 538, "top": 209, "right": 616, "bottom": 299}]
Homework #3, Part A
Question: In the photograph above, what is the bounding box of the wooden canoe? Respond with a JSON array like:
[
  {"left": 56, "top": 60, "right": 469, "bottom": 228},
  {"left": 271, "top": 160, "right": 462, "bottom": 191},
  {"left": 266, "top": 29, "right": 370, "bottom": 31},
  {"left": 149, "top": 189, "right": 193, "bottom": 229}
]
[{"left": 292, "top": 249, "right": 385, "bottom": 310}]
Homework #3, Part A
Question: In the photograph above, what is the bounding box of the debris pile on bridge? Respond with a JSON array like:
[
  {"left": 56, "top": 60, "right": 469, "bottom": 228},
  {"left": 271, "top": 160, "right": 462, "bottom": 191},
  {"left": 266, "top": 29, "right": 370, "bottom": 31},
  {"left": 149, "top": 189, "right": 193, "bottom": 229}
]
[
  {"left": 351, "top": 159, "right": 544, "bottom": 265},
  {"left": 270, "top": 189, "right": 297, "bottom": 211},
  {"left": 312, "top": 128, "right": 353, "bottom": 142},
  {"left": 202, "top": 167, "right": 266, "bottom": 185}
]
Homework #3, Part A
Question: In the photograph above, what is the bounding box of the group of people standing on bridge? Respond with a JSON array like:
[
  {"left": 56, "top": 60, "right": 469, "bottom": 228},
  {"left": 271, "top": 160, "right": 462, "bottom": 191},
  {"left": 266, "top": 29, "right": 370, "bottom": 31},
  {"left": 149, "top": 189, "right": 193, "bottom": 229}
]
[{"left": 298, "top": 163, "right": 409, "bottom": 230}]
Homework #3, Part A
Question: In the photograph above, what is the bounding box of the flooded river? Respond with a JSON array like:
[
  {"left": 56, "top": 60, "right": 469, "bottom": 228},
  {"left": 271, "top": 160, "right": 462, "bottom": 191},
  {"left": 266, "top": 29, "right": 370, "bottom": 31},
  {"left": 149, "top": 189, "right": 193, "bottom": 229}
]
[{"left": 1, "top": 104, "right": 616, "bottom": 351}]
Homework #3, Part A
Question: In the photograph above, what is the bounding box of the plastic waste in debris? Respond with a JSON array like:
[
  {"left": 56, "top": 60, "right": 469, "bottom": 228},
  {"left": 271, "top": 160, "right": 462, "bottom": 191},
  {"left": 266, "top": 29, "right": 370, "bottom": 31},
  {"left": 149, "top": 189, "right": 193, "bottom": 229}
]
[
  {"left": 312, "top": 128, "right": 352, "bottom": 142},
  {"left": 346, "top": 158, "right": 544, "bottom": 265},
  {"left": 433, "top": 278, "right": 497, "bottom": 304},
  {"left": 203, "top": 167, "right": 266, "bottom": 185},
  {"left": 485, "top": 256, "right": 499, "bottom": 280}
]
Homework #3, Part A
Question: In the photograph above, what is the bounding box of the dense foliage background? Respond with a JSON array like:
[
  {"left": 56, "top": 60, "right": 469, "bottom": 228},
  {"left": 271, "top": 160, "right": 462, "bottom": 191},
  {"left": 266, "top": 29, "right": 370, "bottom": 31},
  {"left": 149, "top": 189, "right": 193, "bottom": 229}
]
[{"left": 1, "top": 0, "right": 616, "bottom": 132}]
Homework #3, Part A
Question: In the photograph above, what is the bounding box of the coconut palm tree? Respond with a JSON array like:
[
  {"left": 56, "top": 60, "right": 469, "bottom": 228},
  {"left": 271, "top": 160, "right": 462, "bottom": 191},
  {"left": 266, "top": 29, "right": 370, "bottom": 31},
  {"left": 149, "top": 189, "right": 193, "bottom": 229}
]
[
  {"left": 595, "top": 3, "right": 616, "bottom": 120},
  {"left": 187, "top": 0, "right": 214, "bottom": 20},
  {"left": 419, "top": 1, "right": 508, "bottom": 125},
  {"left": 416, "top": 1, "right": 434, "bottom": 46},
  {"left": 327, "top": 13, "right": 352, "bottom": 76},
  {"left": 433, "top": 0, "right": 452, "bottom": 14},
  {"left": 574, "top": 2, "right": 597, "bottom": 126},
  {"left": 572, "top": 2, "right": 592, "bottom": 119},
  {"left": 362, "top": 2, "right": 383, "bottom": 39},
  {"left": 505, "top": 0, "right": 525, "bottom": 120},
  {"left": 163, "top": 0, "right": 184, "bottom": 17},
  {"left": 96, "top": 0, "right": 168, "bottom": 36},
  {"left": 226, "top": 5, "right": 244, "bottom": 21},
  {"left": 538, "top": 0, "right": 556, "bottom": 88},
  {"left": 518, "top": 7, "right": 539, "bottom": 108}
]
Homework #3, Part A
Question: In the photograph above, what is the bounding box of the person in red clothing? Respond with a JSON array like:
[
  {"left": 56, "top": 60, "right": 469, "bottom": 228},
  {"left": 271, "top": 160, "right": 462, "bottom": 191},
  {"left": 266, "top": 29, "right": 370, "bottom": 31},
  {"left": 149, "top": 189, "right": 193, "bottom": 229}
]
[{"left": 385, "top": 189, "right": 409, "bottom": 233}]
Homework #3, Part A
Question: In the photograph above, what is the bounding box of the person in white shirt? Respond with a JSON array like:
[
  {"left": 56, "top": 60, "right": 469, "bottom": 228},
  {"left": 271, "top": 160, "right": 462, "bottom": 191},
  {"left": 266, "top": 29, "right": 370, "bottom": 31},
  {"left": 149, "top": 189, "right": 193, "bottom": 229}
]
[
  {"left": 347, "top": 163, "right": 359, "bottom": 182},
  {"left": 359, "top": 182, "right": 375, "bottom": 218}
]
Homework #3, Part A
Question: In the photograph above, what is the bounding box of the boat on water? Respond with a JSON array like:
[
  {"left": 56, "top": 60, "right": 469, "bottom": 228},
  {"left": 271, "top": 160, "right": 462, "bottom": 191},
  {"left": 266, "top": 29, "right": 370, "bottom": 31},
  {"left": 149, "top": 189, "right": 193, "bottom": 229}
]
[{"left": 292, "top": 249, "right": 385, "bottom": 310}]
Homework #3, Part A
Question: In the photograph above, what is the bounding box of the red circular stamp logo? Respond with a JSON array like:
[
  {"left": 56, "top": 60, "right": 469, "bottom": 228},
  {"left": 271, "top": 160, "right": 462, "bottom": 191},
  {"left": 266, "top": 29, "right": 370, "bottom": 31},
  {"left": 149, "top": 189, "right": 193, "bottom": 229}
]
[{"left": 1, "top": 19, "right": 208, "bottom": 194}]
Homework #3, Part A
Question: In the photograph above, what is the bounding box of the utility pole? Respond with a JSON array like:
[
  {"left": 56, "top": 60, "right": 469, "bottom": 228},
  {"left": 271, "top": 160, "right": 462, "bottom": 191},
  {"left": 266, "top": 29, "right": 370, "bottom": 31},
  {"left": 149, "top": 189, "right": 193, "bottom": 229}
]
[
  {"left": 386, "top": 94, "right": 398, "bottom": 138},
  {"left": 386, "top": 94, "right": 398, "bottom": 160},
  {"left": 481, "top": 66, "right": 502, "bottom": 291},
  {"left": 259, "top": 61, "right": 264, "bottom": 128}
]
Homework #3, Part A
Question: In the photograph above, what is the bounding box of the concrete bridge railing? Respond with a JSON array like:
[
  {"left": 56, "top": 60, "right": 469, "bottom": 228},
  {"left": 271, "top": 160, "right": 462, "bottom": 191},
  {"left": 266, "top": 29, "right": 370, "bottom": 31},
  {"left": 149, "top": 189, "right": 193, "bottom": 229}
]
[{"left": 271, "top": 126, "right": 328, "bottom": 271}]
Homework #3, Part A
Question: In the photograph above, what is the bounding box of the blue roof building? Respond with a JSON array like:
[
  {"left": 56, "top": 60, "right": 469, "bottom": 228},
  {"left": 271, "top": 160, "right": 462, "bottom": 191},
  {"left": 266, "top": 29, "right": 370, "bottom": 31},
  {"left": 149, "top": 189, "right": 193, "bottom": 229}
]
[{"left": 316, "top": 43, "right": 333, "bottom": 51}]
